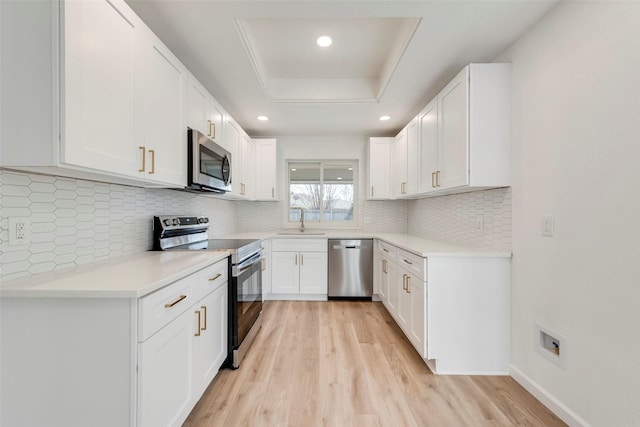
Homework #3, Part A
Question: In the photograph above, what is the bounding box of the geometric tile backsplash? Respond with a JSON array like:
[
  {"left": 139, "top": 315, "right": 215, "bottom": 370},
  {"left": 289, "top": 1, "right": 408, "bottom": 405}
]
[
  {"left": 1, "top": 170, "right": 511, "bottom": 282},
  {"left": 0, "top": 170, "right": 237, "bottom": 282},
  {"left": 407, "top": 187, "right": 512, "bottom": 251}
]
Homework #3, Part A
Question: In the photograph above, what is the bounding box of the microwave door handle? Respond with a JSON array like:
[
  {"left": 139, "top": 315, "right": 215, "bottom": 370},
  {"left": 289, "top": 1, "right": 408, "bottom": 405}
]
[{"left": 222, "top": 155, "right": 231, "bottom": 185}]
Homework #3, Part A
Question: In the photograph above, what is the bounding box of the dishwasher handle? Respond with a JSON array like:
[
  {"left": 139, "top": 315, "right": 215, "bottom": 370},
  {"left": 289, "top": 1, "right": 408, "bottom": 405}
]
[{"left": 332, "top": 244, "right": 361, "bottom": 249}]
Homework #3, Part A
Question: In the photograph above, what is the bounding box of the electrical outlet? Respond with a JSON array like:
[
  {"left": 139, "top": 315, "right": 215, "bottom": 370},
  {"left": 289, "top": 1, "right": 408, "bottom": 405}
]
[
  {"left": 9, "top": 217, "right": 31, "bottom": 246},
  {"left": 364, "top": 216, "right": 372, "bottom": 224},
  {"left": 475, "top": 217, "right": 484, "bottom": 232}
]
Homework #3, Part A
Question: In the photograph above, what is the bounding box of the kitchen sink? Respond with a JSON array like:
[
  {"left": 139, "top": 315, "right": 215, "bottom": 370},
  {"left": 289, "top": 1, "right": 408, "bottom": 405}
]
[{"left": 277, "top": 231, "right": 326, "bottom": 235}]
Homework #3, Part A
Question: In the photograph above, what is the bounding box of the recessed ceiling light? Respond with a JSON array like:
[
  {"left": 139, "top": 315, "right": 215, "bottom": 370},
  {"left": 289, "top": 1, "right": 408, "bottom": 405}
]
[
  {"left": 379, "top": 115, "right": 391, "bottom": 121},
  {"left": 348, "top": 167, "right": 353, "bottom": 171},
  {"left": 317, "top": 36, "right": 332, "bottom": 47},
  {"left": 291, "top": 168, "right": 297, "bottom": 171},
  {"left": 337, "top": 177, "right": 342, "bottom": 180},
  {"left": 257, "top": 115, "right": 269, "bottom": 121}
]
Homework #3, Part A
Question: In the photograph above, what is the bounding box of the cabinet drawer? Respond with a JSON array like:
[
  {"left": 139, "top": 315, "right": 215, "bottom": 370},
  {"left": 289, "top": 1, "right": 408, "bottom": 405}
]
[
  {"left": 191, "top": 259, "right": 228, "bottom": 303},
  {"left": 397, "top": 248, "right": 426, "bottom": 281},
  {"left": 138, "top": 277, "right": 194, "bottom": 342},
  {"left": 378, "top": 240, "right": 397, "bottom": 260},
  {"left": 272, "top": 238, "right": 327, "bottom": 252}
]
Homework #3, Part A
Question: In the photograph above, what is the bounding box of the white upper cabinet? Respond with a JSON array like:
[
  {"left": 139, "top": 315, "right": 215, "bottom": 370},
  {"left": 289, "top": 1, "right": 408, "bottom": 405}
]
[
  {"left": 371, "top": 63, "right": 510, "bottom": 199},
  {"left": 418, "top": 98, "right": 439, "bottom": 194},
  {"left": 254, "top": 139, "right": 277, "bottom": 201},
  {"left": 437, "top": 67, "right": 469, "bottom": 189},
  {"left": 367, "top": 137, "right": 392, "bottom": 200},
  {"left": 239, "top": 131, "right": 255, "bottom": 200},
  {"left": 63, "top": 0, "right": 141, "bottom": 177},
  {"left": 186, "top": 76, "right": 225, "bottom": 148},
  {"left": 405, "top": 117, "right": 420, "bottom": 196},
  {"left": 433, "top": 64, "right": 511, "bottom": 192},
  {"left": 1, "top": 0, "right": 187, "bottom": 187},
  {"left": 138, "top": 32, "right": 187, "bottom": 186},
  {"left": 393, "top": 126, "right": 408, "bottom": 197}
]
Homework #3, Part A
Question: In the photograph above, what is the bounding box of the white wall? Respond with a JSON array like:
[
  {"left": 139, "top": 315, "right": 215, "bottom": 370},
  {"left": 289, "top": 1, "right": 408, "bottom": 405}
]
[{"left": 496, "top": 2, "right": 640, "bottom": 425}]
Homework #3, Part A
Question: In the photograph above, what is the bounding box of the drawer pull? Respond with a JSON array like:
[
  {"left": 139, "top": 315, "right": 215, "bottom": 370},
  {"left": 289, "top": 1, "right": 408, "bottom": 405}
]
[
  {"left": 406, "top": 276, "right": 411, "bottom": 293},
  {"left": 195, "top": 310, "right": 201, "bottom": 336},
  {"left": 201, "top": 305, "right": 207, "bottom": 331},
  {"left": 209, "top": 273, "right": 222, "bottom": 282},
  {"left": 382, "top": 248, "right": 389, "bottom": 253},
  {"left": 164, "top": 294, "right": 187, "bottom": 308},
  {"left": 403, "top": 259, "right": 413, "bottom": 265}
]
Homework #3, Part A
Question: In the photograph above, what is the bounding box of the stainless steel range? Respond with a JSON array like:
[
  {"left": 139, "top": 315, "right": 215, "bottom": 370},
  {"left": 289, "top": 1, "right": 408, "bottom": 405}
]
[{"left": 153, "top": 216, "right": 262, "bottom": 369}]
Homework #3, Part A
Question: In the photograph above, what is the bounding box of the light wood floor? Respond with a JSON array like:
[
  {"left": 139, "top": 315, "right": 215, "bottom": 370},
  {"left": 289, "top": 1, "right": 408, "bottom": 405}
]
[{"left": 184, "top": 301, "right": 566, "bottom": 427}]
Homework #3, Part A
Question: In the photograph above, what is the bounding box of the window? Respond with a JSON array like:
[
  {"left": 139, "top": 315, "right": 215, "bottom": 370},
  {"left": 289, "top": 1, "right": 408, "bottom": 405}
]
[{"left": 288, "top": 161, "right": 356, "bottom": 226}]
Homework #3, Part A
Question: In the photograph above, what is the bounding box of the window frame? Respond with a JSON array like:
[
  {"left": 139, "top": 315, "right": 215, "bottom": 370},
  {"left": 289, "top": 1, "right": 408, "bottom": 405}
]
[{"left": 284, "top": 159, "right": 358, "bottom": 229}]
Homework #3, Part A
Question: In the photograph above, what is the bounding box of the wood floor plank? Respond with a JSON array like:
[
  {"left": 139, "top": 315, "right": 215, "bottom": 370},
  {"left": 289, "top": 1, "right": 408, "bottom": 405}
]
[{"left": 184, "top": 301, "right": 566, "bottom": 427}]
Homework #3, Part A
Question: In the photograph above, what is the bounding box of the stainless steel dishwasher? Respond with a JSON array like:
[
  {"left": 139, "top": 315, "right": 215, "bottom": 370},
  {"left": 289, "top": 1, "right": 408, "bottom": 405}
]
[{"left": 328, "top": 239, "right": 373, "bottom": 299}]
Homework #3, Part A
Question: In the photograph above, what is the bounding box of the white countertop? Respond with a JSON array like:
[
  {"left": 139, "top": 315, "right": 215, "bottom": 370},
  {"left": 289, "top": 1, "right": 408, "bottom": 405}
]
[
  {"left": 219, "top": 230, "right": 512, "bottom": 258},
  {"left": 0, "top": 251, "right": 229, "bottom": 298}
]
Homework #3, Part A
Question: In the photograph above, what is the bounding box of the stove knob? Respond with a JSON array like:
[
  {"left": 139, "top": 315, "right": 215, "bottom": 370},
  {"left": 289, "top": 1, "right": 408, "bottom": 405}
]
[
  {"left": 203, "top": 217, "right": 209, "bottom": 223},
  {"left": 172, "top": 218, "right": 180, "bottom": 226},
  {"left": 163, "top": 219, "right": 172, "bottom": 226},
  {"left": 197, "top": 217, "right": 205, "bottom": 224}
]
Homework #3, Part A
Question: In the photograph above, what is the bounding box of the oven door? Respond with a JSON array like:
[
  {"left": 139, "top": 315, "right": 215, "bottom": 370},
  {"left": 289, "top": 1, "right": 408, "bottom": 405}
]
[{"left": 234, "top": 252, "right": 263, "bottom": 348}]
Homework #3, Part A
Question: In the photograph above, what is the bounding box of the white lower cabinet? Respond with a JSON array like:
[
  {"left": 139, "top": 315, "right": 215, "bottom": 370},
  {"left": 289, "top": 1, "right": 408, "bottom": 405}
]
[
  {"left": 0, "top": 257, "right": 228, "bottom": 427},
  {"left": 138, "top": 308, "right": 194, "bottom": 427},
  {"left": 270, "top": 239, "right": 328, "bottom": 299},
  {"left": 375, "top": 239, "right": 510, "bottom": 375}
]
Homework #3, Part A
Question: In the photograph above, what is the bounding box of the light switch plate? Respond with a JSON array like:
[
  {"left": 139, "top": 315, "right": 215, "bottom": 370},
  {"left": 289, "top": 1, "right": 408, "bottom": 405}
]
[{"left": 541, "top": 216, "right": 554, "bottom": 237}]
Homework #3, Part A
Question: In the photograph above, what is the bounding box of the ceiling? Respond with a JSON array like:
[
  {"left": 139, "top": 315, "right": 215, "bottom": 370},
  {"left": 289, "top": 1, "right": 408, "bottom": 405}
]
[{"left": 126, "top": 0, "right": 558, "bottom": 138}]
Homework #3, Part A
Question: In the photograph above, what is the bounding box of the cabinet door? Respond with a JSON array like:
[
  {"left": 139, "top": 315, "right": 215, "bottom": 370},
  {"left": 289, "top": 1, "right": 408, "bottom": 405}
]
[
  {"left": 368, "top": 138, "right": 391, "bottom": 200},
  {"left": 187, "top": 78, "right": 210, "bottom": 136},
  {"left": 139, "top": 33, "right": 186, "bottom": 186},
  {"left": 437, "top": 66, "right": 469, "bottom": 190},
  {"left": 240, "top": 132, "right": 255, "bottom": 199},
  {"left": 405, "top": 117, "right": 419, "bottom": 195},
  {"left": 208, "top": 98, "right": 225, "bottom": 146},
  {"left": 419, "top": 99, "right": 438, "bottom": 193},
  {"left": 63, "top": 0, "right": 140, "bottom": 175},
  {"left": 386, "top": 261, "right": 398, "bottom": 316},
  {"left": 393, "top": 128, "right": 408, "bottom": 197},
  {"left": 138, "top": 309, "right": 193, "bottom": 427},
  {"left": 271, "top": 251, "right": 299, "bottom": 294},
  {"left": 225, "top": 119, "right": 243, "bottom": 198},
  {"left": 379, "top": 257, "right": 389, "bottom": 302},
  {"left": 299, "top": 251, "right": 328, "bottom": 294},
  {"left": 254, "top": 139, "right": 277, "bottom": 201},
  {"left": 397, "top": 271, "right": 411, "bottom": 332},
  {"left": 409, "top": 279, "right": 427, "bottom": 358},
  {"left": 192, "top": 285, "right": 227, "bottom": 398}
]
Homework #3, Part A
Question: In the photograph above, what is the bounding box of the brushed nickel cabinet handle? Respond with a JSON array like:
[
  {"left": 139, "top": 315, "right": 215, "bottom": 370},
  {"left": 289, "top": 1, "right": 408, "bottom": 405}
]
[
  {"left": 382, "top": 248, "right": 389, "bottom": 253},
  {"left": 295, "top": 254, "right": 298, "bottom": 265},
  {"left": 139, "top": 146, "right": 146, "bottom": 172},
  {"left": 164, "top": 294, "right": 187, "bottom": 308},
  {"left": 402, "top": 274, "right": 408, "bottom": 291},
  {"left": 406, "top": 276, "right": 411, "bottom": 293},
  {"left": 211, "top": 122, "right": 216, "bottom": 139},
  {"left": 201, "top": 305, "right": 207, "bottom": 331},
  {"left": 207, "top": 120, "right": 212, "bottom": 137},
  {"left": 148, "top": 149, "right": 155, "bottom": 174},
  {"left": 436, "top": 170, "right": 441, "bottom": 187},
  {"left": 209, "top": 273, "right": 222, "bottom": 282},
  {"left": 272, "top": 187, "right": 275, "bottom": 198},
  {"left": 403, "top": 259, "right": 413, "bottom": 265},
  {"left": 432, "top": 172, "right": 436, "bottom": 188},
  {"left": 301, "top": 254, "right": 304, "bottom": 266},
  {"left": 195, "top": 310, "right": 201, "bottom": 336},
  {"left": 371, "top": 186, "right": 374, "bottom": 197}
]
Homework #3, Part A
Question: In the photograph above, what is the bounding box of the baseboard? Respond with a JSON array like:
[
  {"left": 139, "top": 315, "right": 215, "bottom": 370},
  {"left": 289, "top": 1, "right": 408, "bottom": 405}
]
[{"left": 510, "top": 365, "right": 591, "bottom": 427}]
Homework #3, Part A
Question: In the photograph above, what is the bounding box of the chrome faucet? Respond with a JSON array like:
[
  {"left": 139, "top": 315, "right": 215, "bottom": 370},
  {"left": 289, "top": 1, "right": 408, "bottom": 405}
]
[{"left": 295, "top": 208, "right": 305, "bottom": 232}]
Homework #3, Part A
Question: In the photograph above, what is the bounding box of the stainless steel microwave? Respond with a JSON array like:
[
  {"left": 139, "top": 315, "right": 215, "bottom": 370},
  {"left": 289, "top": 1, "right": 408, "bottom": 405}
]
[{"left": 187, "top": 128, "right": 232, "bottom": 193}]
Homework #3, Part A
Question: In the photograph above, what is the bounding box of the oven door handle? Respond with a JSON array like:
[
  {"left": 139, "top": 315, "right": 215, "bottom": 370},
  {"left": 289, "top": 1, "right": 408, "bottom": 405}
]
[{"left": 237, "top": 251, "right": 263, "bottom": 273}]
